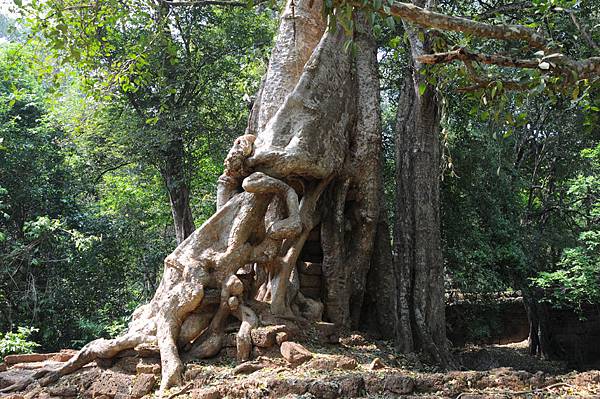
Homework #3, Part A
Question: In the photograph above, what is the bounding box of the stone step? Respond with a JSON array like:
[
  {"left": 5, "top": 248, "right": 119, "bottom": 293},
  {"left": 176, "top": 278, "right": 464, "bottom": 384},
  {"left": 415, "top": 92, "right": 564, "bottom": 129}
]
[
  {"left": 300, "top": 287, "right": 321, "bottom": 299},
  {"left": 299, "top": 273, "right": 322, "bottom": 288}
]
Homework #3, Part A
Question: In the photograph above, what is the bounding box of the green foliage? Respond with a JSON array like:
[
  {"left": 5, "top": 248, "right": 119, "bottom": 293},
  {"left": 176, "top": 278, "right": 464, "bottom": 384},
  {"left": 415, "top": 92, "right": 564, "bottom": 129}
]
[
  {"left": 18, "top": 0, "right": 277, "bottom": 235},
  {"left": 440, "top": 97, "right": 527, "bottom": 294},
  {"left": 0, "top": 327, "right": 40, "bottom": 357},
  {"left": 0, "top": 0, "right": 275, "bottom": 351},
  {"left": 531, "top": 144, "right": 600, "bottom": 308}
]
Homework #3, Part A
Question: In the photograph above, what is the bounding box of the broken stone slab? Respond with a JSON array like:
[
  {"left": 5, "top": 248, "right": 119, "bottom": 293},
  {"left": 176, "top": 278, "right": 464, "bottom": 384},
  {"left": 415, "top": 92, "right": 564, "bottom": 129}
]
[
  {"left": 251, "top": 325, "right": 295, "bottom": 348},
  {"left": 88, "top": 370, "right": 134, "bottom": 398},
  {"left": 364, "top": 373, "right": 415, "bottom": 396},
  {"left": 280, "top": 342, "right": 313, "bottom": 365},
  {"left": 3, "top": 351, "right": 75, "bottom": 367},
  {"left": 136, "top": 357, "right": 161, "bottom": 375},
  {"left": 130, "top": 373, "right": 156, "bottom": 398},
  {"left": 10, "top": 360, "right": 64, "bottom": 370},
  {"left": 4, "top": 354, "right": 49, "bottom": 366},
  {"left": 305, "top": 355, "right": 357, "bottom": 371},
  {"left": 336, "top": 356, "right": 358, "bottom": 370}
]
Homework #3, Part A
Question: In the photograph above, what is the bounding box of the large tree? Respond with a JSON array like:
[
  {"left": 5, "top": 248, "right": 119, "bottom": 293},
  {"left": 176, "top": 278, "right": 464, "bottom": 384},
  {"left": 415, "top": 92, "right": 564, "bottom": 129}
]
[{"left": 3, "top": 0, "right": 598, "bottom": 395}]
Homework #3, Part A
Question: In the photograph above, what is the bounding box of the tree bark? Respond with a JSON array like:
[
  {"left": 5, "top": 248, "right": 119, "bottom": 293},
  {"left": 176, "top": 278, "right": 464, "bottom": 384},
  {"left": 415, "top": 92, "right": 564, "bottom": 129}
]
[
  {"left": 346, "top": 13, "right": 387, "bottom": 329},
  {"left": 361, "top": 214, "right": 399, "bottom": 338},
  {"left": 161, "top": 134, "right": 196, "bottom": 244},
  {"left": 393, "top": 0, "right": 452, "bottom": 367},
  {"left": 318, "top": 12, "right": 397, "bottom": 331}
]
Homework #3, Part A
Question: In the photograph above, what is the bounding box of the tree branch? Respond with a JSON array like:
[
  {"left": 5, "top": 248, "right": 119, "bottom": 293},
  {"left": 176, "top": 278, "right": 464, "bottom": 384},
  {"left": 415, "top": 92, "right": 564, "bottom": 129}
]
[
  {"left": 478, "top": 1, "right": 533, "bottom": 20},
  {"left": 159, "top": 0, "right": 253, "bottom": 6},
  {"left": 418, "top": 47, "right": 539, "bottom": 68},
  {"left": 567, "top": 11, "right": 600, "bottom": 53},
  {"left": 349, "top": 0, "right": 550, "bottom": 49},
  {"left": 343, "top": 0, "right": 600, "bottom": 79},
  {"left": 456, "top": 59, "right": 534, "bottom": 92},
  {"left": 417, "top": 47, "right": 600, "bottom": 80},
  {"left": 94, "top": 162, "right": 134, "bottom": 184}
]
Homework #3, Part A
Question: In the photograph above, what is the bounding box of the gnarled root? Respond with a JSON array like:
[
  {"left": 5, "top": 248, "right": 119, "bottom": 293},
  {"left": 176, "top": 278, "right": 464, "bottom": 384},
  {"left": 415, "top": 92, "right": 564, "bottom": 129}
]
[
  {"left": 0, "top": 332, "right": 152, "bottom": 393},
  {"left": 233, "top": 304, "right": 258, "bottom": 362},
  {"left": 2, "top": 170, "right": 314, "bottom": 396}
]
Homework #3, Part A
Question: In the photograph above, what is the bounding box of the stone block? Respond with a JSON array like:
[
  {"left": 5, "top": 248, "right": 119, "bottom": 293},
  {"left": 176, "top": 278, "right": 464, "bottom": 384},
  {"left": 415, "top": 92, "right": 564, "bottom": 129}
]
[
  {"left": 299, "top": 273, "right": 322, "bottom": 288},
  {"left": 280, "top": 342, "right": 313, "bottom": 365},
  {"left": 130, "top": 374, "right": 156, "bottom": 398},
  {"left": 300, "top": 287, "right": 321, "bottom": 299}
]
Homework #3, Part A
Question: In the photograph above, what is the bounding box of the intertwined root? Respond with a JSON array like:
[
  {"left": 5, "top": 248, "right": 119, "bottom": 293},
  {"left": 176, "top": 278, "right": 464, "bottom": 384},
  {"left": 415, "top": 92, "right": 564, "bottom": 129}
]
[{"left": 1, "top": 169, "right": 322, "bottom": 397}]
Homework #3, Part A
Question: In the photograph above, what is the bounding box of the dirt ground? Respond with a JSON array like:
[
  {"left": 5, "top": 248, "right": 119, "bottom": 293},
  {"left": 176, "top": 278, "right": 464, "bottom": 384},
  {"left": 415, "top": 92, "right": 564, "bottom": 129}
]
[{"left": 1, "top": 334, "right": 599, "bottom": 398}]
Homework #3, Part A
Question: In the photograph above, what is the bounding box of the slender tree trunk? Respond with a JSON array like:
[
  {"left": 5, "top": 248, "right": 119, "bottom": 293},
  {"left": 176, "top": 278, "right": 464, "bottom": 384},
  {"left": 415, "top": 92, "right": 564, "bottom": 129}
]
[
  {"left": 161, "top": 134, "right": 195, "bottom": 244},
  {"left": 155, "top": 1, "right": 196, "bottom": 245}
]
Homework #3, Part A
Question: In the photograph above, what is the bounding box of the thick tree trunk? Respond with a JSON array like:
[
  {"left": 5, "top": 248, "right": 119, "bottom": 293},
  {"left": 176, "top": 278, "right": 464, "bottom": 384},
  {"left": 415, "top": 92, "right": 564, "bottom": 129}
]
[
  {"left": 393, "top": 0, "right": 452, "bottom": 367},
  {"left": 361, "top": 214, "right": 399, "bottom": 338},
  {"left": 1, "top": 4, "right": 426, "bottom": 397},
  {"left": 346, "top": 13, "right": 385, "bottom": 329},
  {"left": 319, "top": 12, "right": 397, "bottom": 331},
  {"left": 253, "top": 0, "right": 325, "bottom": 134}
]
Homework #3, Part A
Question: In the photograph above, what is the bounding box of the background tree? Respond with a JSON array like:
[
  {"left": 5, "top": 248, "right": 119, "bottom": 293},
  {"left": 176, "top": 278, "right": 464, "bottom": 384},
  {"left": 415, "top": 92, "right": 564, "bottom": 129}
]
[
  {"left": 0, "top": 1, "right": 276, "bottom": 352},
  {"left": 24, "top": 0, "right": 275, "bottom": 243}
]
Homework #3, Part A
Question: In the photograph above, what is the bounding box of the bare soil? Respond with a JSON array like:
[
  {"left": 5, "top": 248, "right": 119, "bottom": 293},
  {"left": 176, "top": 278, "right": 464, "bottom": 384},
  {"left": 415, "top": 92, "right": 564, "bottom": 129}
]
[{"left": 1, "top": 335, "right": 598, "bottom": 398}]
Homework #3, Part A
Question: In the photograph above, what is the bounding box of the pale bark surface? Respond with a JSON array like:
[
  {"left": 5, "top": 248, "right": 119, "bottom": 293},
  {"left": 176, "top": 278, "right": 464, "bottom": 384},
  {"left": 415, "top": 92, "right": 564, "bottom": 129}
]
[
  {"left": 250, "top": 29, "right": 354, "bottom": 179},
  {"left": 346, "top": 13, "right": 385, "bottom": 329},
  {"left": 0, "top": 6, "right": 379, "bottom": 396},
  {"left": 255, "top": 0, "right": 326, "bottom": 133}
]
